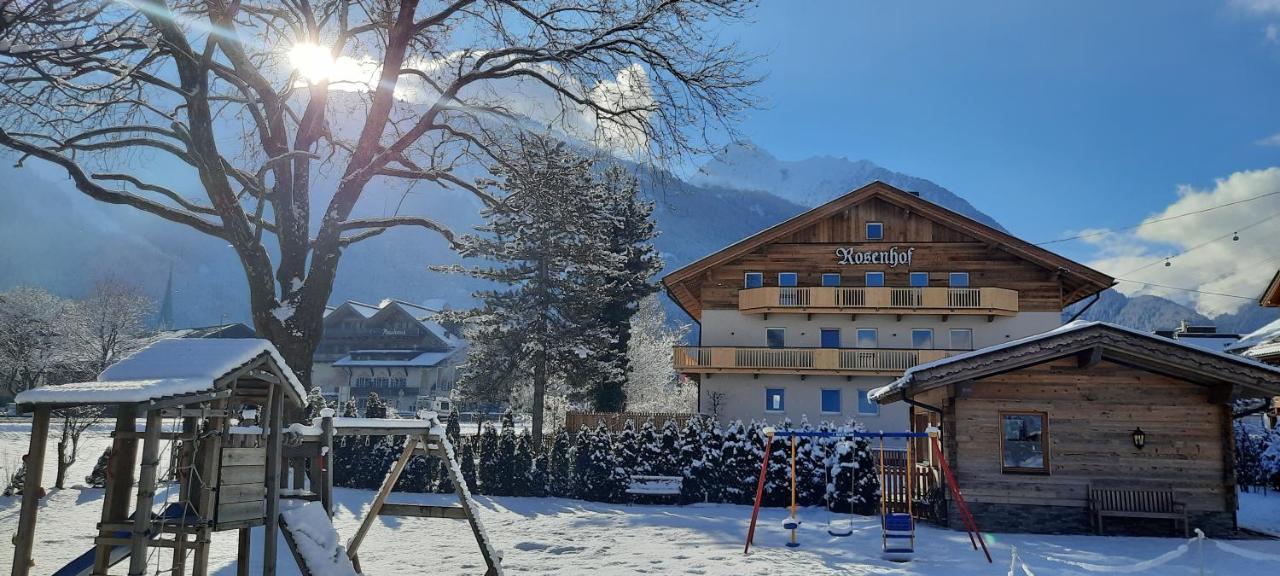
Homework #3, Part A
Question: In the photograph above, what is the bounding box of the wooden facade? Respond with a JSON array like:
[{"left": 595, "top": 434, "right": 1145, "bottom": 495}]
[
  {"left": 663, "top": 183, "right": 1115, "bottom": 321},
  {"left": 875, "top": 322, "right": 1280, "bottom": 536}
]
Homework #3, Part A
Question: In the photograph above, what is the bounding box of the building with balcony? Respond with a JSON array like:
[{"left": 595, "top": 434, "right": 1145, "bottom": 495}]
[
  {"left": 662, "top": 181, "right": 1115, "bottom": 431},
  {"left": 311, "top": 298, "right": 466, "bottom": 416}
]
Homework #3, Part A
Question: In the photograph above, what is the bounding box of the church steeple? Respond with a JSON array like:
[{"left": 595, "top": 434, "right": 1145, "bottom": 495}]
[{"left": 158, "top": 265, "right": 175, "bottom": 330}]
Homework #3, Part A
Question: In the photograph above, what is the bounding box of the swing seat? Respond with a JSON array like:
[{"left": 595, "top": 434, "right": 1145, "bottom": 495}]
[
  {"left": 883, "top": 512, "right": 913, "bottom": 532},
  {"left": 826, "top": 526, "right": 852, "bottom": 537},
  {"left": 782, "top": 518, "right": 801, "bottom": 530},
  {"left": 784, "top": 541, "right": 801, "bottom": 548}
]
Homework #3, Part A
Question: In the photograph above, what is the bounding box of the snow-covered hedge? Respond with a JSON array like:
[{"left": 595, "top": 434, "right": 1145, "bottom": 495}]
[
  {"left": 1236, "top": 422, "right": 1280, "bottom": 490},
  {"left": 331, "top": 406, "right": 882, "bottom": 511}
]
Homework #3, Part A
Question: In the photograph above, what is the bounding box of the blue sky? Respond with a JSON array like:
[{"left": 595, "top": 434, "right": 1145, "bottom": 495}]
[
  {"left": 701, "top": 0, "right": 1280, "bottom": 314},
  {"left": 715, "top": 0, "right": 1280, "bottom": 284}
]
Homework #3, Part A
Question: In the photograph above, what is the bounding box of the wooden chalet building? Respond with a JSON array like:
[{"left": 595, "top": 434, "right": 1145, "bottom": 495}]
[
  {"left": 872, "top": 321, "right": 1280, "bottom": 536},
  {"left": 662, "top": 181, "right": 1114, "bottom": 430}
]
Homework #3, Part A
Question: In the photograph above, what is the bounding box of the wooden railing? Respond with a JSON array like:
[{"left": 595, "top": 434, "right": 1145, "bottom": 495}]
[
  {"left": 738, "top": 286, "right": 1019, "bottom": 315},
  {"left": 673, "top": 346, "right": 952, "bottom": 375},
  {"left": 878, "top": 448, "right": 941, "bottom": 519}
]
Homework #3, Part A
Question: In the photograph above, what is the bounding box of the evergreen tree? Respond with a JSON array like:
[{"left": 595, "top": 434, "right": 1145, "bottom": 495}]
[
  {"left": 616, "top": 420, "right": 640, "bottom": 476},
  {"left": 364, "top": 392, "right": 388, "bottom": 419},
  {"left": 85, "top": 447, "right": 111, "bottom": 488},
  {"left": 578, "top": 422, "right": 626, "bottom": 502},
  {"left": 701, "top": 421, "right": 726, "bottom": 503},
  {"left": 476, "top": 422, "right": 501, "bottom": 495},
  {"left": 718, "top": 422, "right": 753, "bottom": 504},
  {"left": 341, "top": 398, "right": 359, "bottom": 418},
  {"left": 677, "top": 417, "right": 706, "bottom": 503},
  {"left": 529, "top": 451, "right": 549, "bottom": 498},
  {"left": 305, "top": 387, "right": 328, "bottom": 419},
  {"left": 637, "top": 419, "right": 661, "bottom": 476},
  {"left": 446, "top": 409, "right": 462, "bottom": 445},
  {"left": 657, "top": 419, "right": 681, "bottom": 476},
  {"left": 571, "top": 424, "right": 595, "bottom": 500},
  {"left": 459, "top": 438, "right": 478, "bottom": 492},
  {"left": 762, "top": 421, "right": 791, "bottom": 508},
  {"left": 496, "top": 417, "right": 519, "bottom": 495},
  {"left": 3, "top": 459, "right": 27, "bottom": 497},
  {"left": 512, "top": 430, "right": 535, "bottom": 496},
  {"left": 547, "top": 428, "right": 575, "bottom": 497}
]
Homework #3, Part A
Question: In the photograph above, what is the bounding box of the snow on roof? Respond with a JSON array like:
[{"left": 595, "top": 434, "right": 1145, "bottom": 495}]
[
  {"left": 1230, "top": 316, "right": 1280, "bottom": 352},
  {"left": 16, "top": 338, "right": 305, "bottom": 406},
  {"left": 332, "top": 350, "right": 459, "bottom": 368},
  {"left": 870, "top": 320, "right": 1280, "bottom": 402}
]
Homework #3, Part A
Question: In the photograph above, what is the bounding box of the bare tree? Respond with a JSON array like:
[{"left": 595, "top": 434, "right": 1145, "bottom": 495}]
[
  {"left": 0, "top": 286, "right": 70, "bottom": 398},
  {"left": 65, "top": 275, "right": 155, "bottom": 375},
  {"left": 0, "top": 0, "right": 758, "bottom": 385},
  {"left": 53, "top": 405, "right": 102, "bottom": 489},
  {"left": 624, "top": 294, "right": 694, "bottom": 412}
]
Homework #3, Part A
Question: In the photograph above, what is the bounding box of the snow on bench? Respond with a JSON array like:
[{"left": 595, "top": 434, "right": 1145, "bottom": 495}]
[
  {"left": 279, "top": 502, "right": 359, "bottom": 576},
  {"left": 626, "top": 475, "right": 683, "bottom": 500}
]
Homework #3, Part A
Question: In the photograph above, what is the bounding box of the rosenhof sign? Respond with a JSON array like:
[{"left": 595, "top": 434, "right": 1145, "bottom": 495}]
[{"left": 835, "top": 246, "right": 914, "bottom": 267}]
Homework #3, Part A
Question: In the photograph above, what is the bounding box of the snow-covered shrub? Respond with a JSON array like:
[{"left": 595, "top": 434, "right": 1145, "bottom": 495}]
[
  {"left": 546, "top": 429, "right": 574, "bottom": 497},
  {"left": 476, "top": 422, "right": 501, "bottom": 494},
  {"left": 85, "top": 447, "right": 111, "bottom": 488}
]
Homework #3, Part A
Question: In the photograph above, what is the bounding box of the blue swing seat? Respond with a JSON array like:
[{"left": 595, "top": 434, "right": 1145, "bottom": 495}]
[{"left": 883, "top": 512, "right": 914, "bottom": 532}]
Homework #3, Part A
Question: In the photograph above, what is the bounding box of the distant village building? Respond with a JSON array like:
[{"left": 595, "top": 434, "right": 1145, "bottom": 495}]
[
  {"left": 312, "top": 299, "right": 466, "bottom": 416},
  {"left": 661, "top": 181, "right": 1114, "bottom": 431},
  {"left": 1154, "top": 321, "right": 1239, "bottom": 353},
  {"left": 1226, "top": 270, "right": 1280, "bottom": 427}
]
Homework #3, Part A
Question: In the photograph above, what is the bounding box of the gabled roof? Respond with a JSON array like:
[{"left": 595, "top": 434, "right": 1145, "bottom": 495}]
[
  {"left": 1260, "top": 269, "right": 1280, "bottom": 307},
  {"left": 871, "top": 320, "right": 1280, "bottom": 404},
  {"left": 15, "top": 338, "right": 306, "bottom": 407},
  {"left": 661, "top": 181, "right": 1116, "bottom": 320}
]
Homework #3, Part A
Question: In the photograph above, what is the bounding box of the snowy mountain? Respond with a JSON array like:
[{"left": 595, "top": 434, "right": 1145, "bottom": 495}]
[
  {"left": 692, "top": 141, "right": 1005, "bottom": 231},
  {"left": 1063, "top": 288, "right": 1279, "bottom": 335}
]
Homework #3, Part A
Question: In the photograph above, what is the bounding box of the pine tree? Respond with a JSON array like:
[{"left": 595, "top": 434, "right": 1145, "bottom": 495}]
[
  {"left": 763, "top": 421, "right": 791, "bottom": 508},
  {"left": 718, "top": 422, "right": 752, "bottom": 504},
  {"left": 445, "top": 135, "right": 625, "bottom": 443},
  {"left": 459, "top": 438, "right": 478, "bottom": 492},
  {"left": 305, "top": 386, "right": 328, "bottom": 419},
  {"left": 446, "top": 409, "right": 462, "bottom": 445},
  {"left": 547, "top": 428, "right": 574, "bottom": 497},
  {"left": 571, "top": 424, "right": 595, "bottom": 500},
  {"left": 496, "top": 417, "right": 519, "bottom": 496},
  {"left": 364, "top": 392, "right": 388, "bottom": 419},
  {"left": 616, "top": 419, "right": 640, "bottom": 476},
  {"left": 637, "top": 419, "right": 661, "bottom": 476},
  {"left": 3, "top": 460, "right": 26, "bottom": 497},
  {"left": 701, "top": 421, "right": 726, "bottom": 503},
  {"left": 476, "top": 422, "right": 501, "bottom": 495},
  {"left": 512, "top": 430, "right": 535, "bottom": 496},
  {"left": 677, "top": 417, "right": 706, "bottom": 503},
  {"left": 657, "top": 419, "right": 681, "bottom": 476},
  {"left": 341, "top": 398, "right": 359, "bottom": 417},
  {"left": 85, "top": 447, "right": 111, "bottom": 488},
  {"left": 529, "top": 451, "right": 549, "bottom": 498}
]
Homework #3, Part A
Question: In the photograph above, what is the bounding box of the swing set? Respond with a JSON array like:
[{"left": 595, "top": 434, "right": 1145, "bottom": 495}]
[{"left": 743, "top": 427, "right": 992, "bottom": 564}]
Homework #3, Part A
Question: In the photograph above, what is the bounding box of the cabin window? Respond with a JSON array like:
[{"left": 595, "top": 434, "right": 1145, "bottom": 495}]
[
  {"left": 1000, "top": 412, "right": 1049, "bottom": 474},
  {"left": 765, "top": 388, "right": 785, "bottom": 412},
  {"left": 778, "top": 272, "right": 798, "bottom": 287},
  {"left": 821, "top": 389, "right": 842, "bottom": 414},
  {"left": 865, "top": 271, "right": 885, "bottom": 287},
  {"left": 911, "top": 328, "right": 934, "bottom": 349},
  {"left": 909, "top": 272, "right": 929, "bottom": 287},
  {"left": 949, "top": 272, "right": 970, "bottom": 287},
  {"left": 745, "top": 272, "right": 764, "bottom": 289},
  {"left": 950, "top": 328, "right": 974, "bottom": 351},
  {"left": 866, "top": 221, "right": 884, "bottom": 240},
  {"left": 856, "top": 328, "right": 878, "bottom": 348},
  {"left": 766, "top": 328, "right": 786, "bottom": 348},
  {"left": 857, "top": 389, "right": 879, "bottom": 415},
  {"left": 821, "top": 273, "right": 842, "bottom": 287},
  {"left": 820, "top": 328, "right": 841, "bottom": 348}
]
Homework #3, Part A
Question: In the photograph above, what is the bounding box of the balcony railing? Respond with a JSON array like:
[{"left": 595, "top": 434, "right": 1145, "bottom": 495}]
[
  {"left": 673, "top": 346, "right": 954, "bottom": 375},
  {"left": 738, "top": 286, "right": 1018, "bottom": 315}
]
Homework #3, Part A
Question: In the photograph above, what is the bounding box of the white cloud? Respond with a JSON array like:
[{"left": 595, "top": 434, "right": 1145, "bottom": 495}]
[
  {"left": 1258, "top": 132, "right": 1280, "bottom": 146},
  {"left": 1231, "top": 0, "right": 1280, "bottom": 14},
  {"left": 1082, "top": 168, "right": 1280, "bottom": 317},
  {"left": 1267, "top": 22, "right": 1280, "bottom": 42}
]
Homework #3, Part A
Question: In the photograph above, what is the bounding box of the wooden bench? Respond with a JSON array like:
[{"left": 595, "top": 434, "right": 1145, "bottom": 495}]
[
  {"left": 1088, "top": 486, "right": 1187, "bottom": 537},
  {"left": 625, "top": 475, "right": 682, "bottom": 503}
]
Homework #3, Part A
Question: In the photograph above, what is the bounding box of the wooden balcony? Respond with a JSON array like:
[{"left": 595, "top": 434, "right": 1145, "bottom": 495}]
[
  {"left": 737, "top": 287, "right": 1019, "bottom": 316},
  {"left": 673, "top": 346, "right": 954, "bottom": 376}
]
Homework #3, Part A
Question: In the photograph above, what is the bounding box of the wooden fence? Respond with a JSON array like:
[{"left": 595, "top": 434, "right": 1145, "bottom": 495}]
[
  {"left": 876, "top": 448, "right": 941, "bottom": 520},
  {"left": 564, "top": 411, "right": 703, "bottom": 433}
]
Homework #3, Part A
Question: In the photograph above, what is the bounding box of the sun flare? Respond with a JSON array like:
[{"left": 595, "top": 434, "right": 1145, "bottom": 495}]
[{"left": 288, "top": 43, "right": 334, "bottom": 82}]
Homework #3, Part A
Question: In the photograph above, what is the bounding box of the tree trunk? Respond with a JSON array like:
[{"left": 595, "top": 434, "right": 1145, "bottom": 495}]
[
  {"left": 532, "top": 352, "right": 546, "bottom": 445},
  {"left": 55, "top": 441, "right": 67, "bottom": 490}
]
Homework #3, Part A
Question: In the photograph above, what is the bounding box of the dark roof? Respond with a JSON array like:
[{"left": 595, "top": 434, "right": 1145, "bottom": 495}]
[
  {"left": 871, "top": 321, "right": 1280, "bottom": 404},
  {"left": 1261, "top": 269, "right": 1280, "bottom": 307}
]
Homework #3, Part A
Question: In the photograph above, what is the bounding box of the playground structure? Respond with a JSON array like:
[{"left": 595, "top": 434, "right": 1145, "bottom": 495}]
[
  {"left": 743, "top": 428, "right": 992, "bottom": 564},
  {"left": 9, "top": 338, "right": 503, "bottom": 576}
]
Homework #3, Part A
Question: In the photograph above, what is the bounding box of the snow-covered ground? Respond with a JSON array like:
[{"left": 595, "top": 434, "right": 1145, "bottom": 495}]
[
  {"left": 2, "top": 422, "right": 1279, "bottom": 575},
  {"left": 1239, "top": 489, "right": 1280, "bottom": 538}
]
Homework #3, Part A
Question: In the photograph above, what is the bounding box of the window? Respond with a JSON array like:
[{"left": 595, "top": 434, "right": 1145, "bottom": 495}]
[
  {"left": 820, "top": 328, "right": 841, "bottom": 348},
  {"left": 778, "top": 272, "right": 798, "bottom": 287},
  {"left": 766, "top": 328, "right": 786, "bottom": 349},
  {"left": 909, "top": 272, "right": 929, "bottom": 287},
  {"left": 1001, "top": 412, "right": 1049, "bottom": 474},
  {"left": 857, "top": 389, "right": 879, "bottom": 415},
  {"left": 911, "top": 328, "right": 934, "bottom": 349},
  {"left": 949, "top": 272, "right": 970, "bottom": 287},
  {"left": 765, "top": 388, "right": 785, "bottom": 412},
  {"left": 865, "top": 271, "right": 885, "bottom": 287},
  {"left": 821, "top": 273, "right": 842, "bottom": 287},
  {"left": 950, "top": 328, "right": 974, "bottom": 351},
  {"left": 745, "top": 272, "right": 763, "bottom": 289},
  {"left": 866, "top": 221, "right": 884, "bottom": 240},
  {"left": 821, "top": 389, "right": 841, "bottom": 414},
  {"left": 856, "top": 328, "right": 878, "bottom": 348}
]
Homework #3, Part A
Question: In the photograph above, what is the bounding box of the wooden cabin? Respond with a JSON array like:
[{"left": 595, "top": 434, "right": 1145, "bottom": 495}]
[
  {"left": 871, "top": 321, "right": 1280, "bottom": 536},
  {"left": 11, "top": 338, "right": 306, "bottom": 576}
]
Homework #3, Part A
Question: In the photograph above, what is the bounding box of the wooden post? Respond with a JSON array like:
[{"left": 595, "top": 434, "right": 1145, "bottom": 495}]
[
  {"left": 347, "top": 434, "right": 417, "bottom": 571},
  {"left": 236, "top": 528, "right": 251, "bottom": 576},
  {"left": 320, "top": 414, "right": 334, "bottom": 516},
  {"left": 263, "top": 384, "right": 284, "bottom": 576},
  {"left": 94, "top": 405, "right": 138, "bottom": 575},
  {"left": 128, "top": 409, "right": 164, "bottom": 576},
  {"left": 11, "top": 407, "right": 51, "bottom": 576},
  {"left": 436, "top": 432, "right": 503, "bottom": 575},
  {"left": 171, "top": 416, "right": 198, "bottom": 575},
  {"left": 191, "top": 398, "right": 224, "bottom": 576}
]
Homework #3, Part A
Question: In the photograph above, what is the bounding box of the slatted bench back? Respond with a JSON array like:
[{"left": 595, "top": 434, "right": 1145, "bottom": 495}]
[{"left": 1090, "top": 487, "right": 1176, "bottom": 513}]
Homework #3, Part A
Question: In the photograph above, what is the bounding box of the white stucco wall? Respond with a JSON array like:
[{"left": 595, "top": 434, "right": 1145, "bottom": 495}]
[
  {"left": 701, "top": 373, "right": 908, "bottom": 431},
  {"left": 698, "top": 309, "right": 1061, "bottom": 349}
]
